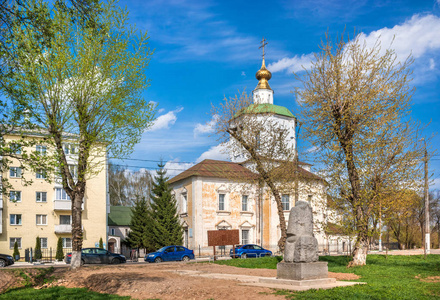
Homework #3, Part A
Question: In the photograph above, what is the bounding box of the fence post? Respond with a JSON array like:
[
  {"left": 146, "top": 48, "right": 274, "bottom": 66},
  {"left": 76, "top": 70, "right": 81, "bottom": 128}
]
[
  {"left": 30, "top": 247, "right": 33, "bottom": 263},
  {"left": 50, "top": 247, "right": 52, "bottom": 263}
]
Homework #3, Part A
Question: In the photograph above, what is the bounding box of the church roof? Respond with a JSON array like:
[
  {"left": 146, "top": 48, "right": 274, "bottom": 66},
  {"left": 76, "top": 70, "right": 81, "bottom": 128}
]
[
  {"left": 168, "top": 159, "right": 258, "bottom": 184},
  {"left": 235, "top": 103, "right": 295, "bottom": 118}
]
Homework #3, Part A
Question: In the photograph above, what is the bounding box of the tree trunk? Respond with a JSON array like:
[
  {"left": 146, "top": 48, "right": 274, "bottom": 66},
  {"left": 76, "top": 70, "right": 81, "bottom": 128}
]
[
  {"left": 349, "top": 231, "right": 368, "bottom": 267},
  {"left": 70, "top": 190, "right": 85, "bottom": 269}
]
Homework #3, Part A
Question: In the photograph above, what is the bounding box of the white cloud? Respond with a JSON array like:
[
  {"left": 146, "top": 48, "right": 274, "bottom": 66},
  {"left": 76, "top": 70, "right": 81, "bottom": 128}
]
[
  {"left": 268, "top": 53, "right": 315, "bottom": 74},
  {"left": 269, "top": 14, "right": 440, "bottom": 75},
  {"left": 307, "top": 146, "right": 319, "bottom": 153},
  {"left": 148, "top": 107, "right": 183, "bottom": 131},
  {"left": 194, "top": 114, "right": 219, "bottom": 137},
  {"left": 164, "top": 159, "right": 195, "bottom": 178},
  {"left": 429, "top": 58, "right": 436, "bottom": 70},
  {"left": 357, "top": 14, "right": 440, "bottom": 60},
  {"left": 432, "top": 178, "right": 440, "bottom": 191},
  {"left": 196, "top": 143, "right": 229, "bottom": 163}
]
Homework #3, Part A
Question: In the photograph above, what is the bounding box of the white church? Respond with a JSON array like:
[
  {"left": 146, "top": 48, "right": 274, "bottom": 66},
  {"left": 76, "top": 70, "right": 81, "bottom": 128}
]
[{"left": 169, "top": 50, "right": 350, "bottom": 256}]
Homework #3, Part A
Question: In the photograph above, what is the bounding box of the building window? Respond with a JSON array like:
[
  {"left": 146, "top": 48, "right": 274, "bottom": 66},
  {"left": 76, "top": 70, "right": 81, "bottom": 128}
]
[
  {"left": 242, "top": 195, "right": 248, "bottom": 211},
  {"left": 10, "top": 143, "right": 22, "bottom": 155},
  {"left": 36, "top": 192, "right": 47, "bottom": 202},
  {"left": 62, "top": 238, "right": 72, "bottom": 248},
  {"left": 9, "top": 167, "right": 22, "bottom": 178},
  {"left": 63, "top": 144, "right": 76, "bottom": 155},
  {"left": 60, "top": 215, "right": 71, "bottom": 225},
  {"left": 40, "top": 237, "right": 48, "bottom": 249},
  {"left": 10, "top": 237, "right": 22, "bottom": 249},
  {"left": 36, "top": 145, "right": 47, "bottom": 155},
  {"left": 9, "top": 191, "right": 21, "bottom": 202},
  {"left": 36, "top": 169, "right": 47, "bottom": 179},
  {"left": 218, "top": 193, "right": 225, "bottom": 211},
  {"left": 282, "top": 194, "right": 290, "bottom": 211},
  {"left": 55, "top": 188, "right": 70, "bottom": 200},
  {"left": 10, "top": 214, "right": 22, "bottom": 225},
  {"left": 110, "top": 228, "right": 115, "bottom": 235},
  {"left": 69, "top": 165, "right": 78, "bottom": 179},
  {"left": 182, "top": 194, "right": 188, "bottom": 213},
  {"left": 255, "top": 133, "right": 260, "bottom": 150},
  {"left": 241, "top": 229, "right": 250, "bottom": 245},
  {"left": 125, "top": 229, "right": 128, "bottom": 236},
  {"left": 36, "top": 214, "right": 47, "bottom": 225}
]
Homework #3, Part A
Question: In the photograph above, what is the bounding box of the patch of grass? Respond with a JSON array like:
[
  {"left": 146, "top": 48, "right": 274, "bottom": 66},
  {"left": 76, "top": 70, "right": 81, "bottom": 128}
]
[
  {"left": 215, "top": 254, "right": 440, "bottom": 299},
  {"left": 0, "top": 286, "right": 131, "bottom": 299},
  {"left": 213, "top": 255, "right": 282, "bottom": 269}
]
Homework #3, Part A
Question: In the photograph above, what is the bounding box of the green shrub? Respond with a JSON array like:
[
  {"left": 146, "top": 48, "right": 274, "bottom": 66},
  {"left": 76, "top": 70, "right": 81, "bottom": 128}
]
[
  {"left": 13, "top": 241, "right": 20, "bottom": 260},
  {"left": 35, "top": 237, "right": 42, "bottom": 260},
  {"left": 55, "top": 237, "right": 64, "bottom": 261}
]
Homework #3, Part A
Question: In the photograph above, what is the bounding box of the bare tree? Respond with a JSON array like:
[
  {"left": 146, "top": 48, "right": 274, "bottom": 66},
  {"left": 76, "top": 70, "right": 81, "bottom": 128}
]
[
  {"left": 212, "top": 91, "right": 321, "bottom": 252},
  {"left": 297, "top": 33, "right": 424, "bottom": 266}
]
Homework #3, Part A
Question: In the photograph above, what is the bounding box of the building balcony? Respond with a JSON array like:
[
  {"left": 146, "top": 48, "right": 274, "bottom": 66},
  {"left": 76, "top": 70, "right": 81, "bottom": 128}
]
[
  {"left": 55, "top": 224, "right": 72, "bottom": 233},
  {"left": 53, "top": 200, "right": 84, "bottom": 211}
]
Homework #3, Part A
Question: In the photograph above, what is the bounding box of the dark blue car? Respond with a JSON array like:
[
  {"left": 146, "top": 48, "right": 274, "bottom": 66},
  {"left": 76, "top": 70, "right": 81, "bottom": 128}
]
[
  {"left": 65, "top": 248, "right": 126, "bottom": 265},
  {"left": 145, "top": 245, "right": 195, "bottom": 263},
  {"left": 230, "top": 244, "right": 272, "bottom": 259}
]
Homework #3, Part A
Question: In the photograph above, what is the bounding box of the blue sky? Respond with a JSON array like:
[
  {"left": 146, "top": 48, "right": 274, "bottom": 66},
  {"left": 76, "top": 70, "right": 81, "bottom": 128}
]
[{"left": 115, "top": 0, "right": 440, "bottom": 191}]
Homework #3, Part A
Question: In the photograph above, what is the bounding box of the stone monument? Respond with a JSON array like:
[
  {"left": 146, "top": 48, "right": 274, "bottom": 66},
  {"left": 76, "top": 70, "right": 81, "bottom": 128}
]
[{"left": 277, "top": 200, "right": 329, "bottom": 281}]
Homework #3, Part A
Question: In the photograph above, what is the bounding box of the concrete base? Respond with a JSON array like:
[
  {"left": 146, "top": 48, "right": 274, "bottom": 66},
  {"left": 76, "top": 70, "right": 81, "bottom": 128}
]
[
  {"left": 260, "top": 277, "right": 335, "bottom": 286},
  {"left": 277, "top": 261, "right": 328, "bottom": 280}
]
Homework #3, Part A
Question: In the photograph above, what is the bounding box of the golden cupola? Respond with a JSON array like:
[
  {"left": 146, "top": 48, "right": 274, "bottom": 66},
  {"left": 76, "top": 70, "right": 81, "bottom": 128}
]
[{"left": 255, "top": 58, "right": 272, "bottom": 90}]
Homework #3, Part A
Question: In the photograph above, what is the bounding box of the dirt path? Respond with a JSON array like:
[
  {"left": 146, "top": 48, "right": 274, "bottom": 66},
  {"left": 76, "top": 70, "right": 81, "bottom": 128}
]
[{"left": 1, "top": 262, "right": 359, "bottom": 299}]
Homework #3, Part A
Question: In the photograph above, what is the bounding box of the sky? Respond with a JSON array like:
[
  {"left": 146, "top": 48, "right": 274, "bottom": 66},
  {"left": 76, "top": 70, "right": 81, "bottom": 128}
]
[{"left": 114, "top": 0, "right": 440, "bottom": 191}]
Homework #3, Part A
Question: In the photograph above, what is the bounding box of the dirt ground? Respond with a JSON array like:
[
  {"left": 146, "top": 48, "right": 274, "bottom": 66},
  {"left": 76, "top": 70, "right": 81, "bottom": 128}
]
[{"left": 0, "top": 262, "right": 360, "bottom": 300}]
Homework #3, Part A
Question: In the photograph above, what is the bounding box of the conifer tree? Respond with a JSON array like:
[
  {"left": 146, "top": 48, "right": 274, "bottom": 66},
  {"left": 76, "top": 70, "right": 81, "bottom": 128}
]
[
  {"left": 55, "top": 237, "right": 64, "bottom": 261},
  {"left": 149, "top": 162, "right": 183, "bottom": 249},
  {"left": 126, "top": 197, "right": 152, "bottom": 252},
  {"left": 99, "top": 237, "right": 104, "bottom": 249},
  {"left": 35, "top": 237, "right": 42, "bottom": 260},
  {"left": 13, "top": 241, "right": 20, "bottom": 260}
]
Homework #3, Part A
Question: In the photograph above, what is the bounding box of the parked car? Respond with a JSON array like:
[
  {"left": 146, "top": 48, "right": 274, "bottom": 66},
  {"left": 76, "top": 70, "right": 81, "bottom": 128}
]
[
  {"left": 145, "top": 245, "right": 195, "bottom": 263},
  {"left": 230, "top": 244, "right": 272, "bottom": 259},
  {"left": 0, "top": 254, "right": 14, "bottom": 267},
  {"left": 65, "top": 248, "right": 126, "bottom": 265}
]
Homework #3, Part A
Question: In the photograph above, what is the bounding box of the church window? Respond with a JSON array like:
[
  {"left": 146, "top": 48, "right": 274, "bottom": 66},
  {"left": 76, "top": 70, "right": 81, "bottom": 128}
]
[
  {"left": 255, "top": 133, "right": 260, "bottom": 150},
  {"left": 282, "top": 194, "right": 290, "bottom": 211},
  {"left": 219, "top": 193, "right": 225, "bottom": 211},
  {"left": 241, "top": 229, "right": 249, "bottom": 245},
  {"left": 182, "top": 193, "right": 188, "bottom": 213},
  {"left": 242, "top": 195, "right": 248, "bottom": 211}
]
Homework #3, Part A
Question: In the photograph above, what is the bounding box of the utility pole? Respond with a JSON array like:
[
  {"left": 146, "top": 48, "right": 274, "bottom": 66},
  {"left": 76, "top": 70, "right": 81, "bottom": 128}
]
[{"left": 424, "top": 139, "right": 430, "bottom": 257}]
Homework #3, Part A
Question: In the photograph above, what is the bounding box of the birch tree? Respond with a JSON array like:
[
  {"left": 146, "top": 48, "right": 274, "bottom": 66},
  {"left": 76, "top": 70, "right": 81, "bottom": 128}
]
[
  {"left": 297, "top": 33, "right": 424, "bottom": 266},
  {"left": 4, "top": 0, "right": 155, "bottom": 269}
]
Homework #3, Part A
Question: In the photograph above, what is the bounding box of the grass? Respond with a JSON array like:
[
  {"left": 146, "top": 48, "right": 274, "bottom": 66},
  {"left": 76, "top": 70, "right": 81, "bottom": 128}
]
[
  {"left": 0, "top": 286, "right": 131, "bottom": 299},
  {"left": 214, "top": 254, "right": 440, "bottom": 299}
]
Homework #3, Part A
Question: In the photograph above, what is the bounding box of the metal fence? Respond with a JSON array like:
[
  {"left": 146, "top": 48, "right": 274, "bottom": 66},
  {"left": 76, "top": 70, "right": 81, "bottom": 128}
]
[{"left": 24, "top": 247, "right": 72, "bottom": 263}]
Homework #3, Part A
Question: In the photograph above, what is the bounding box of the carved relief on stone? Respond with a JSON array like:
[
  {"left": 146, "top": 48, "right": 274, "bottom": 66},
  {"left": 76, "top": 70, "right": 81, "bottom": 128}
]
[{"left": 284, "top": 200, "right": 319, "bottom": 263}]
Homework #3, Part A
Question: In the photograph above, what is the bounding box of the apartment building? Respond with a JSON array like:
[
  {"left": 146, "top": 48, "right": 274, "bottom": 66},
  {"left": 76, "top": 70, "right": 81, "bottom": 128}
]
[{"left": 0, "top": 133, "right": 108, "bottom": 255}]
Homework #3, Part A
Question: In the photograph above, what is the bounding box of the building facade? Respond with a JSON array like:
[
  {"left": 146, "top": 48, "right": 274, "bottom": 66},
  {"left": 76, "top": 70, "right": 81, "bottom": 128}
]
[
  {"left": 0, "top": 133, "right": 108, "bottom": 256},
  {"left": 107, "top": 206, "right": 132, "bottom": 256}
]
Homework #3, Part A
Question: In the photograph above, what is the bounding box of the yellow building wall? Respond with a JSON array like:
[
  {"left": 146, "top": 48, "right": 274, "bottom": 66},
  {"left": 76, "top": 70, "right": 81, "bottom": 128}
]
[{"left": 0, "top": 134, "right": 107, "bottom": 256}]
